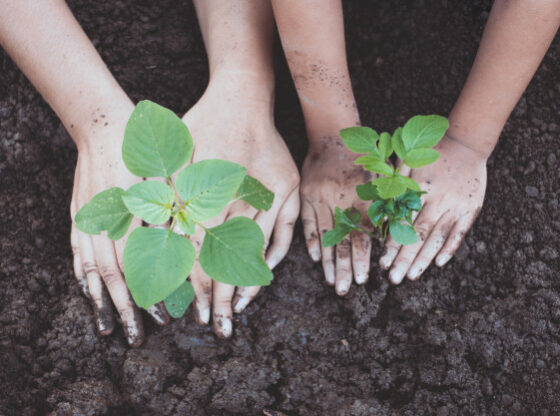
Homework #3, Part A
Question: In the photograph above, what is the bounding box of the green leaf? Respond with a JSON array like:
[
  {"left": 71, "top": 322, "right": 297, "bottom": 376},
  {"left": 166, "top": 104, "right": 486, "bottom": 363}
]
[
  {"left": 235, "top": 175, "right": 274, "bottom": 211},
  {"left": 355, "top": 156, "right": 394, "bottom": 176},
  {"left": 340, "top": 127, "right": 380, "bottom": 155},
  {"left": 176, "top": 210, "right": 195, "bottom": 235},
  {"left": 391, "top": 127, "right": 406, "bottom": 160},
  {"left": 389, "top": 221, "right": 418, "bottom": 245},
  {"left": 322, "top": 226, "right": 351, "bottom": 247},
  {"left": 397, "top": 190, "right": 423, "bottom": 211},
  {"left": 367, "top": 201, "right": 385, "bottom": 227},
  {"left": 402, "top": 115, "right": 448, "bottom": 151},
  {"left": 124, "top": 227, "right": 195, "bottom": 308},
  {"left": 378, "top": 132, "right": 393, "bottom": 159},
  {"left": 403, "top": 148, "right": 440, "bottom": 168},
  {"left": 122, "top": 181, "right": 174, "bottom": 225},
  {"left": 164, "top": 280, "right": 195, "bottom": 318},
  {"left": 338, "top": 207, "right": 361, "bottom": 228},
  {"left": 356, "top": 182, "right": 380, "bottom": 201},
  {"left": 373, "top": 176, "right": 407, "bottom": 199},
  {"left": 199, "top": 217, "right": 272, "bottom": 286},
  {"left": 75, "top": 187, "right": 133, "bottom": 240},
  {"left": 394, "top": 174, "right": 421, "bottom": 191},
  {"left": 122, "top": 100, "right": 193, "bottom": 178},
  {"left": 176, "top": 159, "right": 247, "bottom": 222}
]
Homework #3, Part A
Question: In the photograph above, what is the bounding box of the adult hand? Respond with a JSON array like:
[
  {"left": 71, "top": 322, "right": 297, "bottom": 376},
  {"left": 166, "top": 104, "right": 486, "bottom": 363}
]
[{"left": 379, "top": 134, "right": 487, "bottom": 283}]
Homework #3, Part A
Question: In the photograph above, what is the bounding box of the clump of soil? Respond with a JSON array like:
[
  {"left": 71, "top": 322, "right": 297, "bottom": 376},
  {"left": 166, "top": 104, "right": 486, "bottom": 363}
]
[{"left": 1, "top": 1, "right": 559, "bottom": 414}]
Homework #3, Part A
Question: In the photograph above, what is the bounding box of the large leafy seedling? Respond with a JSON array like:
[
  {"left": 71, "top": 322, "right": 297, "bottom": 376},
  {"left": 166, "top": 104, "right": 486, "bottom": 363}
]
[
  {"left": 323, "top": 115, "right": 449, "bottom": 247},
  {"left": 75, "top": 100, "right": 274, "bottom": 318}
]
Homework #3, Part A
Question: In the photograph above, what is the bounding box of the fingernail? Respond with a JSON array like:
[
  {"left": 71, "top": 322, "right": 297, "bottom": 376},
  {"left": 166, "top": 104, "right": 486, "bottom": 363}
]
[
  {"left": 389, "top": 268, "right": 404, "bottom": 285},
  {"left": 437, "top": 254, "right": 450, "bottom": 267},
  {"left": 379, "top": 257, "right": 390, "bottom": 270},
  {"left": 147, "top": 305, "right": 170, "bottom": 325},
  {"left": 336, "top": 281, "right": 350, "bottom": 296},
  {"left": 324, "top": 264, "right": 335, "bottom": 286},
  {"left": 124, "top": 324, "right": 144, "bottom": 347},
  {"left": 233, "top": 297, "right": 249, "bottom": 314},
  {"left": 355, "top": 272, "right": 368, "bottom": 285},
  {"left": 310, "top": 249, "right": 320, "bottom": 262},
  {"left": 93, "top": 300, "right": 114, "bottom": 336},
  {"left": 214, "top": 316, "right": 232, "bottom": 338},
  {"left": 407, "top": 269, "right": 419, "bottom": 281},
  {"left": 197, "top": 305, "right": 210, "bottom": 325}
]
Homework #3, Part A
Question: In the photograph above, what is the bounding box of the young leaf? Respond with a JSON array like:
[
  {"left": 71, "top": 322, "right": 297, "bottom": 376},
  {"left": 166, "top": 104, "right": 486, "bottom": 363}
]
[
  {"left": 373, "top": 176, "right": 407, "bottom": 199},
  {"left": 338, "top": 207, "right": 362, "bottom": 228},
  {"left": 378, "top": 132, "right": 393, "bottom": 160},
  {"left": 235, "top": 175, "right": 274, "bottom": 211},
  {"left": 122, "top": 181, "right": 175, "bottom": 225},
  {"left": 354, "top": 156, "right": 394, "bottom": 176},
  {"left": 340, "top": 127, "right": 380, "bottom": 155},
  {"left": 199, "top": 217, "right": 272, "bottom": 286},
  {"left": 356, "top": 182, "right": 380, "bottom": 201},
  {"left": 389, "top": 221, "right": 418, "bottom": 245},
  {"left": 367, "top": 200, "right": 385, "bottom": 227},
  {"left": 124, "top": 227, "right": 195, "bottom": 309},
  {"left": 402, "top": 115, "right": 448, "bottom": 150},
  {"left": 164, "top": 280, "right": 195, "bottom": 318},
  {"left": 394, "top": 174, "right": 421, "bottom": 191},
  {"left": 397, "top": 190, "right": 423, "bottom": 211},
  {"left": 323, "top": 226, "right": 351, "bottom": 247},
  {"left": 122, "top": 100, "right": 193, "bottom": 178},
  {"left": 391, "top": 127, "right": 407, "bottom": 159},
  {"left": 176, "top": 210, "right": 195, "bottom": 235},
  {"left": 75, "top": 187, "right": 133, "bottom": 240},
  {"left": 176, "top": 159, "right": 247, "bottom": 222},
  {"left": 403, "top": 148, "right": 440, "bottom": 168}
]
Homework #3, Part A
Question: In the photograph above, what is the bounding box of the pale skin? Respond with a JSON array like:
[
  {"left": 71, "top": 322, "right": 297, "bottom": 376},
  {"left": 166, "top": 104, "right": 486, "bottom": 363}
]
[
  {"left": 271, "top": 0, "right": 373, "bottom": 295},
  {"left": 0, "top": 0, "right": 299, "bottom": 342},
  {"left": 380, "top": 0, "right": 560, "bottom": 284}
]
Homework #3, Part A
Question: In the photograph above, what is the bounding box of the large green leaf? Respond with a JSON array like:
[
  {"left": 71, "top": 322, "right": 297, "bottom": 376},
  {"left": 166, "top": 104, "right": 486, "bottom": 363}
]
[
  {"left": 402, "top": 115, "right": 448, "bottom": 151},
  {"left": 403, "top": 148, "right": 440, "bottom": 168},
  {"left": 176, "top": 159, "right": 246, "bottom": 222},
  {"left": 235, "top": 175, "right": 274, "bottom": 211},
  {"left": 164, "top": 280, "right": 195, "bottom": 318},
  {"left": 199, "top": 217, "right": 272, "bottom": 286},
  {"left": 340, "top": 127, "right": 380, "bottom": 155},
  {"left": 394, "top": 174, "right": 421, "bottom": 191},
  {"left": 124, "top": 227, "right": 195, "bottom": 308},
  {"left": 122, "top": 181, "right": 174, "bottom": 225},
  {"left": 75, "top": 187, "right": 133, "bottom": 240},
  {"left": 389, "top": 221, "right": 418, "bottom": 245},
  {"left": 391, "top": 127, "right": 407, "bottom": 160},
  {"left": 323, "top": 226, "right": 351, "bottom": 247},
  {"left": 354, "top": 156, "right": 394, "bottom": 176},
  {"left": 122, "top": 100, "right": 193, "bottom": 178},
  {"left": 373, "top": 176, "right": 407, "bottom": 199}
]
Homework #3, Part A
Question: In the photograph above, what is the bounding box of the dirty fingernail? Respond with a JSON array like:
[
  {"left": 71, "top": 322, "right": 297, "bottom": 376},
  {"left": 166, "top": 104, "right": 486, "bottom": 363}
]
[
  {"left": 336, "top": 281, "right": 350, "bottom": 296},
  {"left": 324, "top": 264, "right": 335, "bottom": 286},
  {"left": 355, "top": 272, "right": 368, "bottom": 285},
  {"left": 147, "top": 304, "right": 170, "bottom": 325},
  {"left": 95, "top": 309, "right": 115, "bottom": 336},
  {"left": 379, "top": 256, "right": 391, "bottom": 270},
  {"left": 214, "top": 316, "right": 232, "bottom": 338},
  {"left": 197, "top": 305, "right": 210, "bottom": 325},
  {"left": 389, "top": 268, "right": 404, "bottom": 285},
  {"left": 309, "top": 249, "right": 320, "bottom": 262},
  {"left": 124, "top": 324, "right": 144, "bottom": 347},
  {"left": 436, "top": 254, "right": 450, "bottom": 267},
  {"left": 233, "top": 297, "right": 249, "bottom": 314}
]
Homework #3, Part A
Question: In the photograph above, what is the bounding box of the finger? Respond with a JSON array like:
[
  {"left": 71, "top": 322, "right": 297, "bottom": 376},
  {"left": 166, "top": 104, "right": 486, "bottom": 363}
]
[
  {"left": 233, "top": 286, "right": 260, "bottom": 314},
  {"left": 351, "top": 230, "right": 372, "bottom": 285},
  {"left": 212, "top": 281, "right": 235, "bottom": 338},
  {"left": 71, "top": 224, "right": 89, "bottom": 298},
  {"left": 436, "top": 211, "right": 478, "bottom": 267},
  {"left": 146, "top": 302, "right": 171, "bottom": 326},
  {"left": 92, "top": 235, "right": 144, "bottom": 347},
  {"left": 407, "top": 213, "right": 454, "bottom": 280},
  {"left": 262, "top": 188, "right": 300, "bottom": 269},
  {"left": 301, "top": 199, "right": 321, "bottom": 262},
  {"left": 189, "top": 216, "right": 222, "bottom": 325},
  {"left": 78, "top": 231, "right": 115, "bottom": 335},
  {"left": 335, "top": 236, "right": 352, "bottom": 295},
  {"left": 316, "top": 204, "right": 335, "bottom": 285},
  {"left": 388, "top": 207, "right": 438, "bottom": 285}
]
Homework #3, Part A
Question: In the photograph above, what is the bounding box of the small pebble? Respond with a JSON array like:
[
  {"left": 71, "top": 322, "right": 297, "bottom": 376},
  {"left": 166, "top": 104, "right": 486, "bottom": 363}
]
[
  {"left": 547, "top": 153, "right": 557, "bottom": 167},
  {"left": 475, "top": 241, "right": 487, "bottom": 254},
  {"left": 525, "top": 186, "right": 539, "bottom": 198}
]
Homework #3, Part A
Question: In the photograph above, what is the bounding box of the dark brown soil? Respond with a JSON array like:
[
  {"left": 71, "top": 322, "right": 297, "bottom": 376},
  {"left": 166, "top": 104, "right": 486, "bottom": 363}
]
[{"left": 1, "top": 1, "right": 559, "bottom": 415}]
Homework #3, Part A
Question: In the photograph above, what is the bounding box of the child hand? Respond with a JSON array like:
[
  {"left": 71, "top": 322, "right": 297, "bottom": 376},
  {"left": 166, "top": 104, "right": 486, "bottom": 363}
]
[
  {"left": 300, "top": 136, "right": 373, "bottom": 295},
  {"left": 379, "top": 134, "right": 487, "bottom": 284}
]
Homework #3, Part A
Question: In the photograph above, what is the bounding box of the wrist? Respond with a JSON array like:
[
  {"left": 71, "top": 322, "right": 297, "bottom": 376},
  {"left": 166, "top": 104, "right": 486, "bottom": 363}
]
[{"left": 438, "top": 133, "right": 490, "bottom": 164}]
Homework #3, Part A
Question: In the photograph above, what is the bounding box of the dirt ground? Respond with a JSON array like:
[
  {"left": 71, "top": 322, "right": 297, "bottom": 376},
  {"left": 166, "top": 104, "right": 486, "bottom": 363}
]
[{"left": 1, "top": 0, "right": 559, "bottom": 415}]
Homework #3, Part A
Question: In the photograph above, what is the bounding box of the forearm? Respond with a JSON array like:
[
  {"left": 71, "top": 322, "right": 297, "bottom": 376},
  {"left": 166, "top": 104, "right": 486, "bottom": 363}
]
[
  {"left": 0, "top": 0, "right": 132, "bottom": 148},
  {"left": 447, "top": 0, "right": 560, "bottom": 158},
  {"left": 271, "top": 0, "right": 359, "bottom": 142},
  {"left": 193, "top": 0, "right": 275, "bottom": 105}
]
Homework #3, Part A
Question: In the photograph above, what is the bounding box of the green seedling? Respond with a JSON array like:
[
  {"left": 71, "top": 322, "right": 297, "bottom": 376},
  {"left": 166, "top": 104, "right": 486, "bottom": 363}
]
[
  {"left": 75, "top": 100, "right": 274, "bottom": 318},
  {"left": 323, "top": 115, "right": 449, "bottom": 248}
]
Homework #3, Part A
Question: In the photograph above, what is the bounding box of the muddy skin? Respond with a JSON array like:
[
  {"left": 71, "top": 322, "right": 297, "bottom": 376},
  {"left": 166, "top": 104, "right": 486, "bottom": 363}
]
[{"left": 1, "top": 0, "right": 560, "bottom": 415}]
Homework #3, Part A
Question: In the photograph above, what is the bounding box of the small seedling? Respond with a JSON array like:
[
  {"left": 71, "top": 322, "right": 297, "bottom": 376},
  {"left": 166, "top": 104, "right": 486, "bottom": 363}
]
[
  {"left": 323, "top": 115, "right": 449, "bottom": 247},
  {"left": 75, "top": 100, "right": 274, "bottom": 318}
]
